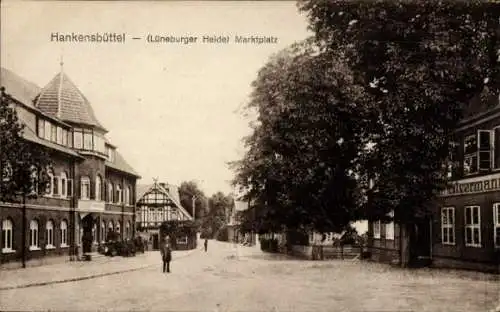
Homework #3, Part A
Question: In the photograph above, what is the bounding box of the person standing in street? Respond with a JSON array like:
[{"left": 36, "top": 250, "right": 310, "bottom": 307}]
[
  {"left": 204, "top": 238, "right": 208, "bottom": 252},
  {"left": 161, "top": 236, "right": 172, "bottom": 273}
]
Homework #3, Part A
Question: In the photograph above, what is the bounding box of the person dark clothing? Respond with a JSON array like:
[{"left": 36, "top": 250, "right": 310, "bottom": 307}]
[
  {"left": 160, "top": 242, "right": 172, "bottom": 273},
  {"left": 204, "top": 239, "right": 208, "bottom": 252}
]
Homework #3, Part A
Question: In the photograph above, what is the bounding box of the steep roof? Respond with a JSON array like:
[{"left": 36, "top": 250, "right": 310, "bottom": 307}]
[
  {"left": 1, "top": 67, "right": 40, "bottom": 108},
  {"left": 35, "top": 70, "right": 106, "bottom": 131},
  {"left": 136, "top": 182, "right": 193, "bottom": 220},
  {"left": 105, "top": 151, "right": 141, "bottom": 178}
]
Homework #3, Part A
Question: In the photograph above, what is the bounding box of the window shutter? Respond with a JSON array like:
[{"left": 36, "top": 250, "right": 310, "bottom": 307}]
[{"left": 479, "top": 130, "right": 492, "bottom": 171}]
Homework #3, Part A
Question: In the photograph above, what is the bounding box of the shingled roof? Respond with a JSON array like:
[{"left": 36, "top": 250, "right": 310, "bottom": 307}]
[
  {"left": 105, "top": 150, "right": 141, "bottom": 178},
  {"left": 35, "top": 70, "right": 106, "bottom": 131}
]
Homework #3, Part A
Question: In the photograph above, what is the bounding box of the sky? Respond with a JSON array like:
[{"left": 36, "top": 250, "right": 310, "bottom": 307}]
[{"left": 1, "top": 1, "right": 312, "bottom": 196}]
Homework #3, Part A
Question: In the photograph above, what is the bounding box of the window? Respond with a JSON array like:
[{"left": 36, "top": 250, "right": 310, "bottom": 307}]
[
  {"left": 171, "top": 211, "right": 178, "bottom": 221},
  {"left": 95, "top": 175, "right": 102, "bottom": 201},
  {"left": 67, "top": 178, "right": 73, "bottom": 197},
  {"left": 53, "top": 175, "right": 59, "bottom": 196},
  {"left": 126, "top": 221, "right": 131, "bottom": 238},
  {"left": 464, "top": 134, "right": 478, "bottom": 175},
  {"left": 92, "top": 223, "right": 97, "bottom": 244},
  {"left": 46, "top": 169, "right": 54, "bottom": 196},
  {"left": 385, "top": 222, "right": 394, "bottom": 240},
  {"left": 107, "top": 147, "right": 115, "bottom": 162},
  {"left": 29, "top": 220, "right": 39, "bottom": 250},
  {"left": 478, "top": 130, "right": 493, "bottom": 171},
  {"left": 373, "top": 220, "right": 381, "bottom": 239},
  {"left": 60, "top": 220, "right": 68, "bottom": 247},
  {"left": 73, "top": 131, "right": 83, "bottom": 149},
  {"left": 107, "top": 221, "right": 114, "bottom": 240},
  {"left": 80, "top": 177, "right": 90, "bottom": 200},
  {"left": 62, "top": 129, "right": 68, "bottom": 146},
  {"left": 60, "top": 172, "right": 67, "bottom": 198},
  {"left": 107, "top": 182, "right": 113, "bottom": 202},
  {"left": 101, "top": 221, "right": 105, "bottom": 243},
  {"left": 57, "top": 127, "right": 63, "bottom": 145},
  {"left": 465, "top": 206, "right": 481, "bottom": 247},
  {"left": 494, "top": 203, "right": 500, "bottom": 248},
  {"left": 45, "top": 220, "right": 54, "bottom": 248},
  {"left": 2, "top": 219, "right": 14, "bottom": 253},
  {"left": 37, "top": 119, "right": 44, "bottom": 138},
  {"left": 51, "top": 124, "right": 57, "bottom": 142},
  {"left": 176, "top": 236, "right": 188, "bottom": 244},
  {"left": 29, "top": 166, "right": 38, "bottom": 195},
  {"left": 116, "top": 221, "right": 121, "bottom": 235},
  {"left": 124, "top": 186, "right": 130, "bottom": 205},
  {"left": 116, "top": 185, "right": 122, "bottom": 204},
  {"left": 83, "top": 132, "right": 93, "bottom": 150},
  {"left": 44, "top": 121, "right": 51, "bottom": 141},
  {"left": 441, "top": 207, "right": 455, "bottom": 245}
]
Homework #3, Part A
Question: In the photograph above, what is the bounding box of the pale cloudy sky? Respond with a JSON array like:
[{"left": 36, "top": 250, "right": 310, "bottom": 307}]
[{"left": 1, "top": 1, "right": 312, "bottom": 195}]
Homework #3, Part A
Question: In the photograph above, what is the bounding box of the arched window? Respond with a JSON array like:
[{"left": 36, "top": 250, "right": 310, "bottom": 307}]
[
  {"left": 95, "top": 175, "right": 102, "bottom": 201},
  {"left": 46, "top": 169, "right": 54, "bottom": 196},
  {"left": 171, "top": 211, "right": 178, "bottom": 221},
  {"left": 116, "top": 221, "right": 121, "bottom": 235},
  {"left": 116, "top": 184, "right": 122, "bottom": 204},
  {"left": 101, "top": 221, "right": 105, "bottom": 243},
  {"left": 29, "top": 166, "right": 38, "bottom": 195},
  {"left": 2, "top": 219, "right": 14, "bottom": 252},
  {"left": 108, "top": 182, "right": 113, "bottom": 203},
  {"left": 108, "top": 221, "right": 114, "bottom": 232},
  {"left": 29, "top": 220, "right": 39, "bottom": 250},
  {"left": 60, "top": 220, "right": 68, "bottom": 247},
  {"left": 92, "top": 222, "right": 97, "bottom": 244},
  {"left": 46, "top": 220, "right": 54, "bottom": 248},
  {"left": 126, "top": 221, "right": 131, "bottom": 239},
  {"left": 80, "top": 176, "right": 90, "bottom": 200},
  {"left": 60, "top": 172, "right": 67, "bottom": 198},
  {"left": 124, "top": 186, "right": 130, "bottom": 205}
]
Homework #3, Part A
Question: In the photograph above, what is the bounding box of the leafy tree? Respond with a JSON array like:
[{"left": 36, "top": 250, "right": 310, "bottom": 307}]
[
  {"left": 178, "top": 180, "right": 208, "bottom": 220},
  {"left": 298, "top": 0, "right": 499, "bottom": 225},
  {"left": 200, "top": 191, "right": 234, "bottom": 238},
  {"left": 232, "top": 40, "right": 368, "bottom": 234},
  {"left": 0, "top": 87, "right": 52, "bottom": 202}
]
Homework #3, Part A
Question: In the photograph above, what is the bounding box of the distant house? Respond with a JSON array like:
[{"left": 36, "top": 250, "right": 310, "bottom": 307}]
[
  {"left": 367, "top": 91, "right": 500, "bottom": 273},
  {"left": 226, "top": 200, "right": 256, "bottom": 246},
  {"left": 135, "top": 180, "right": 193, "bottom": 250}
]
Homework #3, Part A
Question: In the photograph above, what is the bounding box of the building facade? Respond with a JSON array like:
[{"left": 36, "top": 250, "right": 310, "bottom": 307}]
[
  {"left": 135, "top": 181, "right": 193, "bottom": 250},
  {"left": 368, "top": 94, "right": 500, "bottom": 273},
  {"left": 0, "top": 66, "right": 140, "bottom": 269}
]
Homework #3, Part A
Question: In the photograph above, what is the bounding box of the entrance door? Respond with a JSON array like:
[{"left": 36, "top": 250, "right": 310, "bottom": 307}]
[
  {"left": 82, "top": 215, "right": 94, "bottom": 254},
  {"left": 152, "top": 234, "right": 159, "bottom": 250},
  {"left": 410, "top": 217, "right": 432, "bottom": 267}
]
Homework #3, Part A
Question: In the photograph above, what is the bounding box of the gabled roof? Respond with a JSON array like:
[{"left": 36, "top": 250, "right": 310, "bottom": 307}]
[
  {"left": 35, "top": 70, "right": 106, "bottom": 131},
  {"left": 105, "top": 151, "right": 141, "bottom": 178},
  {"left": 136, "top": 182, "right": 193, "bottom": 220}
]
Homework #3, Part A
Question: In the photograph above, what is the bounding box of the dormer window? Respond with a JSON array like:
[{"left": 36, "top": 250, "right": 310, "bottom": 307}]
[
  {"left": 464, "top": 134, "right": 478, "bottom": 175},
  {"left": 106, "top": 146, "right": 115, "bottom": 162}
]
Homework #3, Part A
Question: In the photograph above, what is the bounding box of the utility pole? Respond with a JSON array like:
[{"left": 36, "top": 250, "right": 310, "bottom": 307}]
[{"left": 191, "top": 195, "right": 197, "bottom": 220}]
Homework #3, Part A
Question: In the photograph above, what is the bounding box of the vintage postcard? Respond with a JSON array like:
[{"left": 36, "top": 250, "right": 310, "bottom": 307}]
[{"left": 0, "top": 1, "right": 499, "bottom": 311}]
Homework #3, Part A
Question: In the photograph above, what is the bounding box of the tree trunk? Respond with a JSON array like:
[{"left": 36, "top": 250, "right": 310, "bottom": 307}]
[{"left": 400, "top": 223, "right": 411, "bottom": 268}]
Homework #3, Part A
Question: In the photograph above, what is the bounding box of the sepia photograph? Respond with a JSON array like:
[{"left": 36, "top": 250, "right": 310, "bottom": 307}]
[{"left": 0, "top": 1, "right": 499, "bottom": 311}]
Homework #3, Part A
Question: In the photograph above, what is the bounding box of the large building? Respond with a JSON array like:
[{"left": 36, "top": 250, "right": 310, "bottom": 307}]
[
  {"left": 0, "top": 66, "right": 140, "bottom": 269},
  {"left": 368, "top": 92, "right": 500, "bottom": 273},
  {"left": 135, "top": 181, "right": 193, "bottom": 250}
]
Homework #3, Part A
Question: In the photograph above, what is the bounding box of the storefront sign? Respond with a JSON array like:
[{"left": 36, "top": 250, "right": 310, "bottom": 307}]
[{"left": 441, "top": 173, "right": 500, "bottom": 196}]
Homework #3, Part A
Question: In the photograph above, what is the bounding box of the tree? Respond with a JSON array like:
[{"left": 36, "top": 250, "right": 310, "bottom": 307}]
[
  {"left": 298, "top": 0, "right": 499, "bottom": 225},
  {"left": 201, "top": 191, "right": 234, "bottom": 238},
  {"left": 0, "top": 87, "right": 52, "bottom": 202},
  {"left": 178, "top": 180, "right": 208, "bottom": 220},
  {"left": 232, "top": 40, "right": 368, "bottom": 234}
]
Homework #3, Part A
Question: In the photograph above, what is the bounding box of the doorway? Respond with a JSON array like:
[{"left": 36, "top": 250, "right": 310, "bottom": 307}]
[
  {"left": 81, "top": 214, "right": 94, "bottom": 254},
  {"left": 410, "top": 217, "right": 432, "bottom": 267},
  {"left": 152, "top": 234, "right": 159, "bottom": 250}
]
